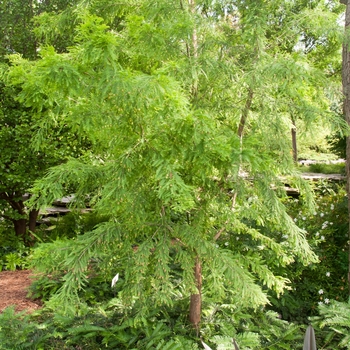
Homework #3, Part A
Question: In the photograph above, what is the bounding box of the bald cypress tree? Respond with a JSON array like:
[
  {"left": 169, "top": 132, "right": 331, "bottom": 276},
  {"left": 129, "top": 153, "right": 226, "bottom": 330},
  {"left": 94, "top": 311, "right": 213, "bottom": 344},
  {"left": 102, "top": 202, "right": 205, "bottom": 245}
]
[{"left": 6, "top": 0, "right": 345, "bottom": 331}]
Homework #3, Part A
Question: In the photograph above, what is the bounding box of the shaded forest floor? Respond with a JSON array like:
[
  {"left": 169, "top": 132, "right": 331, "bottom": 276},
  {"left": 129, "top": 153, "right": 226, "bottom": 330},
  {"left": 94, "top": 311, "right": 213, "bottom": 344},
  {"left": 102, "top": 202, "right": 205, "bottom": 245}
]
[{"left": 0, "top": 270, "right": 42, "bottom": 313}]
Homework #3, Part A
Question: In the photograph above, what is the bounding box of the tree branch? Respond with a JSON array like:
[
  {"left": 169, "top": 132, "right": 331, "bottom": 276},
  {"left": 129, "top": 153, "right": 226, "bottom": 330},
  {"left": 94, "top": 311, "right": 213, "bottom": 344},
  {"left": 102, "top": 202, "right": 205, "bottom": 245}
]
[{"left": 238, "top": 87, "right": 254, "bottom": 138}]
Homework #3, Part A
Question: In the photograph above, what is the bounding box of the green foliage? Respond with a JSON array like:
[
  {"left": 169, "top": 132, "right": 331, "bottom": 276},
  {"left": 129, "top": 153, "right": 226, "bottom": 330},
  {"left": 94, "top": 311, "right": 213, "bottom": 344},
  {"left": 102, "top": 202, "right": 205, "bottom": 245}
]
[
  {"left": 0, "top": 77, "right": 93, "bottom": 240},
  {"left": 1, "top": 0, "right": 347, "bottom": 348},
  {"left": 0, "top": 300, "right": 308, "bottom": 349},
  {"left": 0, "top": 307, "right": 42, "bottom": 349},
  {"left": 0, "top": 0, "right": 78, "bottom": 62},
  {"left": 299, "top": 162, "right": 345, "bottom": 174},
  {"left": 312, "top": 299, "right": 350, "bottom": 350},
  {"left": 6, "top": 0, "right": 346, "bottom": 330},
  {"left": 29, "top": 275, "right": 63, "bottom": 301},
  {"left": 0, "top": 0, "right": 91, "bottom": 240},
  {"left": 309, "top": 162, "right": 345, "bottom": 174},
  {"left": 4, "top": 252, "right": 27, "bottom": 271},
  {"left": 256, "top": 311, "right": 304, "bottom": 349},
  {"left": 268, "top": 186, "right": 348, "bottom": 323},
  {"left": 37, "top": 211, "right": 110, "bottom": 241},
  {"left": 0, "top": 224, "right": 30, "bottom": 270},
  {"left": 327, "top": 131, "right": 347, "bottom": 159},
  {"left": 0, "top": 304, "right": 200, "bottom": 349},
  {"left": 201, "top": 303, "right": 304, "bottom": 350}
]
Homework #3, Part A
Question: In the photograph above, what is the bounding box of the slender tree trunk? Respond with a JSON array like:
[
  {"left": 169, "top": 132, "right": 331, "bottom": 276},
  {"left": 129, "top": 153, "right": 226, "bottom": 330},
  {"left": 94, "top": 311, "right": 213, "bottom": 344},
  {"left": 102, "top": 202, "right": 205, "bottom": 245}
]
[
  {"left": 189, "top": 256, "right": 202, "bottom": 332},
  {"left": 291, "top": 118, "right": 298, "bottom": 163},
  {"left": 341, "top": 0, "right": 350, "bottom": 295},
  {"left": 188, "top": 0, "right": 198, "bottom": 59},
  {"left": 186, "top": 0, "right": 203, "bottom": 331},
  {"left": 238, "top": 88, "right": 254, "bottom": 138}
]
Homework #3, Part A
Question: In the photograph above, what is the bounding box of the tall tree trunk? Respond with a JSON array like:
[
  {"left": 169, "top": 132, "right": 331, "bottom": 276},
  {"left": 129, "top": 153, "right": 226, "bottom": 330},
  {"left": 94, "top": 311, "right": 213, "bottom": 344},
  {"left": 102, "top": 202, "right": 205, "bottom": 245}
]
[
  {"left": 189, "top": 256, "right": 202, "bottom": 332},
  {"left": 186, "top": 0, "right": 203, "bottom": 331},
  {"left": 341, "top": 0, "right": 350, "bottom": 295}
]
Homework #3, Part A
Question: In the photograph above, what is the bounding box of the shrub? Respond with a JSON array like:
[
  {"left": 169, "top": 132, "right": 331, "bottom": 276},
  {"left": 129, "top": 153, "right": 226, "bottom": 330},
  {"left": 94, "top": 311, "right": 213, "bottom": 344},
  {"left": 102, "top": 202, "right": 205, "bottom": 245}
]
[
  {"left": 268, "top": 185, "right": 348, "bottom": 323},
  {"left": 311, "top": 299, "right": 350, "bottom": 349}
]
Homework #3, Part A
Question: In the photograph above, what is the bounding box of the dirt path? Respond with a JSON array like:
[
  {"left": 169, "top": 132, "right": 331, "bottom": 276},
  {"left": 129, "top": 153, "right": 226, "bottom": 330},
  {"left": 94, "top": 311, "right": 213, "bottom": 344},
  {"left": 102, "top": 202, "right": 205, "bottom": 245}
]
[{"left": 0, "top": 270, "right": 42, "bottom": 313}]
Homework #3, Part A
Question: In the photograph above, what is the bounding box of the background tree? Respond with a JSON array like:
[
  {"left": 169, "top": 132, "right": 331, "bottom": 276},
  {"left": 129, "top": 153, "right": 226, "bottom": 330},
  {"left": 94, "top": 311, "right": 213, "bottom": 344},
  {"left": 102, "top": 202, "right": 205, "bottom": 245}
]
[{"left": 0, "top": 0, "right": 82, "bottom": 241}]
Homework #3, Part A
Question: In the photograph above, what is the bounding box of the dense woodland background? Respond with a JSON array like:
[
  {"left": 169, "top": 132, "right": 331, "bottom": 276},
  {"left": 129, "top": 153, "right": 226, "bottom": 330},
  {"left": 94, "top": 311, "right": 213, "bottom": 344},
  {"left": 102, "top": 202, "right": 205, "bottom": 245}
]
[{"left": 1, "top": 0, "right": 350, "bottom": 349}]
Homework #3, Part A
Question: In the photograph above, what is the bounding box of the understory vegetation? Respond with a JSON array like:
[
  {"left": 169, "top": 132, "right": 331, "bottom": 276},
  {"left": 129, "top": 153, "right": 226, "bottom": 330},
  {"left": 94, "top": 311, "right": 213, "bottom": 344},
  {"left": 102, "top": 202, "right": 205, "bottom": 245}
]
[{"left": 0, "top": 180, "right": 349, "bottom": 349}]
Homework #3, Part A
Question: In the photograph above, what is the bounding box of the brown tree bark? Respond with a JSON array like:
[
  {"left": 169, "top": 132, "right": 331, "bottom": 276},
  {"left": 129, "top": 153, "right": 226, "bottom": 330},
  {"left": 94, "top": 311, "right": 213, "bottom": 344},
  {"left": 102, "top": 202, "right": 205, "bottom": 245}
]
[
  {"left": 238, "top": 88, "right": 254, "bottom": 139},
  {"left": 341, "top": 0, "right": 350, "bottom": 295},
  {"left": 4, "top": 194, "right": 38, "bottom": 244},
  {"left": 28, "top": 209, "right": 39, "bottom": 233},
  {"left": 189, "top": 256, "right": 202, "bottom": 333},
  {"left": 186, "top": 0, "right": 203, "bottom": 332},
  {"left": 13, "top": 218, "right": 27, "bottom": 238}
]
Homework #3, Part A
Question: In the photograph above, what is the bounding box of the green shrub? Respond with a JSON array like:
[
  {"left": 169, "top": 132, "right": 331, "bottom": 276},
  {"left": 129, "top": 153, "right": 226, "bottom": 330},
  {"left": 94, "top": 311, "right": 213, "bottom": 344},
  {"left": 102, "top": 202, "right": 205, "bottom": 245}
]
[
  {"left": 0, "top": 223, "right": 31, "bottom": 271},
  {"left": 298, "top": 162, "right": 345, "bottom": 175},
  {"left": 268, "top": 185, "right": 348, "bottom": 323},
  {"left": 311, "top": 299, "right": 350, "bottom": 349},
  {"left": 4, "top": 252, "right": 27, "bottom": 271},
  {"left": 308, "top": 163, "right": 345, "bottom": 174},
  {"left": 0, "top": 304, "right": 200, "bottom": 349},
  {"left": 0, "top": 244, "right": 30, "bottom": 271},
  {"left": 34, "top": 211, "right": 110, "bottom": 242},
  {"left": 0, "top": 307, "right": 45, "bottom": 349},
  {"left": 21, "top": 185, "right": 349, "bottom": 349},
  {"left": 327, "top": 132, "right": 346, "bottom": 159}
]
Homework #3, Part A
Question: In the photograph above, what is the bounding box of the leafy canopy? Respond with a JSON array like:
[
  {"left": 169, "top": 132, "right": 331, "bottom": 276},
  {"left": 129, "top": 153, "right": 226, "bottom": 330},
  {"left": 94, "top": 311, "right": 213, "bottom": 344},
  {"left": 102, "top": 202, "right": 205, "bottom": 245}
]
[{"left": 6, "top": 0, "right": 344, "bottom": 316}]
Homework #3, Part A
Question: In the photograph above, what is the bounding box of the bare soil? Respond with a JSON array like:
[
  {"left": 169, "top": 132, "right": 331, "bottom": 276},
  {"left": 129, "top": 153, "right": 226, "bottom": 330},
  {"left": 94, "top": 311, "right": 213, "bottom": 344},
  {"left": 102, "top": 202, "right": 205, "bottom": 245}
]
[{"left": 0, "top": 270, "right": 42, "bottom": 313}]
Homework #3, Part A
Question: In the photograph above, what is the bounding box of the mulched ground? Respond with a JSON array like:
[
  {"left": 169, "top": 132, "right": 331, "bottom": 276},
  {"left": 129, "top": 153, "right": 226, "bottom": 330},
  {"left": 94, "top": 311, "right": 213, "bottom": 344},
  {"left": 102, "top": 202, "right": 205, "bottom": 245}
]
[{"left": 0, "top": 270, "right": 42, "bottom": 313}]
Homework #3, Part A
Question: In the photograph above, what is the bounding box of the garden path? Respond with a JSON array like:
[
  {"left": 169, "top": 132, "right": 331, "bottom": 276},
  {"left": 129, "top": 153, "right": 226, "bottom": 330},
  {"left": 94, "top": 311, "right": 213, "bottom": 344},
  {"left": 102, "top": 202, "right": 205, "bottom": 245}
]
[{"left": 0, "top": 270, "right": 42, "bottom": 313}]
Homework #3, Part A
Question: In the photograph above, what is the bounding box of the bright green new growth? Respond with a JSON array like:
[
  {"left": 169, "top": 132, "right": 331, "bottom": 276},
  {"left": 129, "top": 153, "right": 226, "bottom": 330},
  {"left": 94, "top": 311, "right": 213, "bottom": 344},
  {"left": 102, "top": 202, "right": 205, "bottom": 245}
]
[{"left": 7, "top": 0, "right": 343, "bottom": 322}]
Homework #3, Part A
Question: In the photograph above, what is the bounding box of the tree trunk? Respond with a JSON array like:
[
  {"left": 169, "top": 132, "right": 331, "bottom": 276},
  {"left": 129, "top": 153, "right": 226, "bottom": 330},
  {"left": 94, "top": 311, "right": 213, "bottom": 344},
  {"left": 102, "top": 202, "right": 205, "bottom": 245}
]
[
  {"left": 28, "top": 209, "right": 39, "bottom": 233},
  {"left": 238, "top": 88, "right": 254, "bottom": 138},
  {"left": 291, "top": 119, "right": 298, "bottom": 163},
  {"left": 7, "top": 197, "right": 38, "bottom": 244},
  {"left": 341, "top": 0, "right": 350, "bottom": 295},
  {"left": 189, "top": 256, "right": 202, "bottom": 332},
  {"left": 187, "top": 0, "right": 202, "bottom": 332},
  {"left": 13, "top": 218, "right": 27, "bottom": 238}
]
